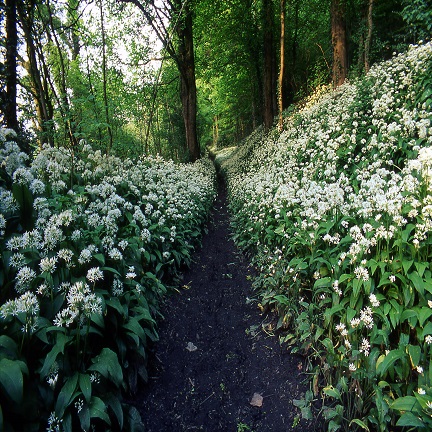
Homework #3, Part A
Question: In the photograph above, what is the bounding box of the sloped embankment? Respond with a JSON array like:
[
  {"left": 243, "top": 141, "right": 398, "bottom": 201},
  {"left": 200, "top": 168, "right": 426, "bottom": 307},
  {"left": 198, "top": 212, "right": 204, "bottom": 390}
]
[{"left": 216, "top": 42, "right": 432, "bottom": 430}]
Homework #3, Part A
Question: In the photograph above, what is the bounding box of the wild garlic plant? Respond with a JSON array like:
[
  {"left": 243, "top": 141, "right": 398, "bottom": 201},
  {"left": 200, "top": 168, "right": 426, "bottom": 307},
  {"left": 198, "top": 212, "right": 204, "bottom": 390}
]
[
  {"left": 0, "top": 128, "right": 216, "bottom": 431},
  {"left": 219, "top": 41, "right": 432, "bottom": 431}
]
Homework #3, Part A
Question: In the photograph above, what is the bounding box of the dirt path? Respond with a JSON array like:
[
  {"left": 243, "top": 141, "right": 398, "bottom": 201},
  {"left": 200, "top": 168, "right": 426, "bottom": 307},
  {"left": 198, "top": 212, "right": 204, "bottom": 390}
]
[{"left": 135, "top": 179, "right": 315, "bottom": 431}]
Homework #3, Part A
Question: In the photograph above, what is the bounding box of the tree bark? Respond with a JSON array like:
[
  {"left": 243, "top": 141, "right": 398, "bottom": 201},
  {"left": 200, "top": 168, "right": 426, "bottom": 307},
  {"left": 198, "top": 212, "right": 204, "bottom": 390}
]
[
  {"left": 278, "top": 0, "right": 286, "bottom": 131},
  {"left": 176, "top": 2, "right": 200, "bottom": 162},
  {"left": 18, "top": 1, "right": 54, "bottom": 147},
  {"left": 99, "top": 0, "right": 113, "bottom": 152},
  {"left": 263, "top": 0, "right": 275, "bottom": 130},
  {"left": 331, "top": 0, "right": 348, "bottom": 87},
  {"left": 364, "top": 0, "right": 374, "bottom": 73},
  {"left": 5, "top": 0, "right": 19, "bottom": 130},
  {"left": 45, "top": 0, "right": 77, "bottom": 147}
]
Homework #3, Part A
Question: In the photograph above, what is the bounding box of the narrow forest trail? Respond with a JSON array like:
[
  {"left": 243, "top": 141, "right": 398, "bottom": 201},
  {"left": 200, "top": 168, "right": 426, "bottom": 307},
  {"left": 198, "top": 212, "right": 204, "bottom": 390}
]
[{"left": 135, "top": 176, "right": 315, "bottom": 432}]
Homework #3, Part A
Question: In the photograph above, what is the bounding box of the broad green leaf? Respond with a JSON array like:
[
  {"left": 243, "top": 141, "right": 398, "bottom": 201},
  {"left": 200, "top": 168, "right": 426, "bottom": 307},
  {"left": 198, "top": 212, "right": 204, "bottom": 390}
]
[
  {"left": 401, "top": 309, "right": 417, "bottom": 322},
  {"left": 123, "top": 317, "right": 145, "bottom": 342},
  {"left": 78, "top": 404, "right": 90, "bottom": 432},
  {"left": 79, "top": 373, "right": 92, "bottom": 403},
  {"left": 0, "top": 335, "right": 18, "bottom": 356},
  {"left": 376, "top": 349, "right": 405, "bottom": 376},
  {"left": 40, "top": 333, "right": 70, "bottom": 379},
  {"left": 391, "top": 396, "right": 419, "bottom": 412},
  {"left": 314, "top": 277, "right": 331, "bottom": 288},
  {"left": 89, "top": 396, "right": 111, "bottom": 425},
  {"left": 0, "top": 358, "right": 23, "bottom": 404},
  {"left": 396, "top": 412, "right": 425, "bottom": 427},
  {"left": 88, "top": 348, "right": 123, "bottom": 388},
  {"left": 55, "top": 373, "right": 79, "bottom": 417},
  {"left": 338, "top": 274, "right": 351, "bottom": 284},
  {"left": 422, "top": 321, "right": 432, "bottom": 338},
  {"left": 402, "top": 259, "right": 414, "bottom": 274},
  {"left": 94, "top": 254, "right": 105, "bottom": 265},
  {"left": 349, "top": 419, "right": 370, "bottom": 431},
  {"left": 300, "top": 406, "right": 313, "bottom": 421},
  {"left": 419, "top": 307, "right": 432, "bottom": 327},
  {"left": 415, "top": 262, "right": 428, "bottom": 277},
  {"left": 353, "top": 278, "right": 361, "bottom": 298},
  {"left": 101, "top": 266, "right": 121, "bottom": 276},
  {"left": 407, "top": 344, "right": 421, "bottom": 367},
  {"left": 409, "top": 271, "right": 424, "bottom": 295},
  {"left": 124, "top": 405, "right": 144, "bottom": 432},
  {"left": 105, "top": 392, "right": 124, "bottom": 430},
  {"left": 106, "top": 297, "right": 125, "bottom": 316},
  {"left": 323, "top": 385, "right": 342, "bottom": 401}
]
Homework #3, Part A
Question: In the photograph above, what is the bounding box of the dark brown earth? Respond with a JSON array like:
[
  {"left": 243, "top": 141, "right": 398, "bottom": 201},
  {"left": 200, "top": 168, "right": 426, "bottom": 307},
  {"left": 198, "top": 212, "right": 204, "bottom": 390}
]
[{"left": 134, "top": 178, "right": 319, "bottom": 432}]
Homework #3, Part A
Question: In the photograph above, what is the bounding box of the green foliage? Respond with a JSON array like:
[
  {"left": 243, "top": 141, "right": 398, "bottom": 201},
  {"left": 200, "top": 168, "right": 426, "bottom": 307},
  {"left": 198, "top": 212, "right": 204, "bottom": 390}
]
[{"left": 401, "top": 0, "right": 432, "bottom": 43}]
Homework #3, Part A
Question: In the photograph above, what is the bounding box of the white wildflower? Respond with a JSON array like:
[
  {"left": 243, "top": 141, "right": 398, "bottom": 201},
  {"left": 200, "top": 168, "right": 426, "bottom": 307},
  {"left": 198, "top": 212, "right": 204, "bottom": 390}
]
[
  {"left": 86, "top": 267, "right": 104, "bottom": 283},
  {"left": 40, "top": 256, "right": 57, "bottom": 274},
  {"left": 369, "top": 293, "right": 380, "bottom": 307}
]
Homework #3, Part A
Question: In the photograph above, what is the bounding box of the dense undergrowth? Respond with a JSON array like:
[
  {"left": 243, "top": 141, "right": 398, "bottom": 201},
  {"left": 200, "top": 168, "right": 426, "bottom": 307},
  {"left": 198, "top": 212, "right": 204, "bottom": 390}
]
[
  {"left": 0, "top": 133, "right": 216, "bottom": 431},
  {"left": 217, "top": 41, "right": 432, "bottom": 431}
]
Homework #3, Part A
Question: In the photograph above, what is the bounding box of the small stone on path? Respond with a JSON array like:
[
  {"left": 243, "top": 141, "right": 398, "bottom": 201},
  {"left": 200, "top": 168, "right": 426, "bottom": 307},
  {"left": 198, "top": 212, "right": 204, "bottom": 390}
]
[
  {"left": 186, "top": 342, "right": 198, "bottom": 352},
  {"left": 250, "top": 392, "right": 264, "bottom": 407}
]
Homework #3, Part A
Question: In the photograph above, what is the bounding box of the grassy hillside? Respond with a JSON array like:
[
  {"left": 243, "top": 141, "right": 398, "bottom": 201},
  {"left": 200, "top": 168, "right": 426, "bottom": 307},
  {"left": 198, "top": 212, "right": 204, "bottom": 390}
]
[{"left": 217, "top": 41, "right": 432, "bottom": 431}]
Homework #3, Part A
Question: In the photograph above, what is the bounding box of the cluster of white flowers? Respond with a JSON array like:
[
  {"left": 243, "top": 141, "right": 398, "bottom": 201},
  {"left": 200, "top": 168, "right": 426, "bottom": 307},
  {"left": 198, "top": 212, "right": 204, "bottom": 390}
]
[
  {"left": 223, "top": 42, "right": 432, "bottom": 267},
  {"left": 53, "top": 281, "right": 102, "bottom": 327},
  {"left": 220, "top": 42, "right": 432, "bottom": 400},
  {"left": 1, "top": 126, "right": 216, "bottom": 342}
]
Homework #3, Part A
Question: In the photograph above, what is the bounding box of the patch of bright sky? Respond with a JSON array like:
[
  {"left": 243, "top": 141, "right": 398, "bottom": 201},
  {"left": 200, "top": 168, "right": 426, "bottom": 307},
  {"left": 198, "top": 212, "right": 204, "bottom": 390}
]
[{"left": 82, "top": 1, "right": 163, "bottom": 86}]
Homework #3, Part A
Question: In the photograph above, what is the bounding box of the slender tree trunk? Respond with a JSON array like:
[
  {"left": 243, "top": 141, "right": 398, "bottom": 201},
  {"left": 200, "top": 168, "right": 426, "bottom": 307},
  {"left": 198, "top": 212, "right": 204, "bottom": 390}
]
[
  {"left": 286, "top": 0, "right": 299, "bottom": 106},
  {"left": 263, "top": 0, "right": 275, "bottom": 130},
  {"left": 331, "top": 0, "right": 348, "bottom": 87},
  {"left": 68, "top": 0, "right": 81, "bottom": 60},
  {"left": 99, "top": 0, "right": 113, "bottom": 152},
  {"left": 364, "top": 0, "right": 374, "bottom": 73},
  {"left": 45, "top": 0, "right": 77, "bottom": 147},
  {"left": 213, "top": 115, "right": 219, "bottom": 146},
  {"left": 5, "top": 0, "right": 18, "bottom": 130},
  {"left": 177, "top": 3, "right": 200, "bottom": 162},
  {"left": 85, "top": 54, "right": 103, "bottom": 145},
  {"left": 278, "top": 0, "right": 286, "bottom": 131},
  {"left": 18, "top": 2, "right": 54, "bottom": 147}
]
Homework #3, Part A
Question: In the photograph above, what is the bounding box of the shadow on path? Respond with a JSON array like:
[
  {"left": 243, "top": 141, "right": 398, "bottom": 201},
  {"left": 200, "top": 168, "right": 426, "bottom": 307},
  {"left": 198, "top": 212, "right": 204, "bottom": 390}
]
[{"left": 135, "top": 177, "right": 316, "bottom": 431}]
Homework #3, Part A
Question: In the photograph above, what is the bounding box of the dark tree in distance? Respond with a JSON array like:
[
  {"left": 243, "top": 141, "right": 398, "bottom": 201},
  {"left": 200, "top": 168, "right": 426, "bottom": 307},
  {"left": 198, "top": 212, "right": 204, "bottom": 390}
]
[
  {"left": 331, "top": 0, "right": 348, "bottom": 87},
  {"left": 4, "top": 0, "right": 19, "bottom": 130},
  {"left": 263, "top": 0, "right": 277, "bottom": 130}
]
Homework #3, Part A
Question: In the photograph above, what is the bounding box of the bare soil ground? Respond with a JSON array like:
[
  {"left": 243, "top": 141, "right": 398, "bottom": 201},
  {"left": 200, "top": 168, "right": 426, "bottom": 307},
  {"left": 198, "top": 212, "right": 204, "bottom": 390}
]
[{"left": 134, "top": 178, "right": 320, "bottom": 432}]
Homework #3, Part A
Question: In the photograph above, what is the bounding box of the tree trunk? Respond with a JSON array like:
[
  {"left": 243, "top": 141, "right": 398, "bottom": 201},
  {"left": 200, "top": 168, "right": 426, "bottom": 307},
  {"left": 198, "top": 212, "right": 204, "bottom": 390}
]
[
  {"left": 18, "top": 1, "right": 54, "bottom": 147},
  {"left": 278, "top": 0, "right": 286, "bottom": 131},
  {"left": 176, "top": 3, "right": 200, "bottom": 162},
  {"left": 45, "top": 0, "right": 77, "bottom": 147},
  {"left": 5, "top": 0, "right": 19, "bottom": 131},
  {"left": 263, "top": 0, "right": 275, "bottom": 130},
  {"left": 99, "top": 0, "right": 113, "bottom": 152},
  {"left": 364, "top": 0, "right": 374, "bottom": 73},
  {"left": 67, "top": 0, "right": 81, "bottom": 60},
  {"left": 331, "top": 0, "right": 348, "bottom": 87}
]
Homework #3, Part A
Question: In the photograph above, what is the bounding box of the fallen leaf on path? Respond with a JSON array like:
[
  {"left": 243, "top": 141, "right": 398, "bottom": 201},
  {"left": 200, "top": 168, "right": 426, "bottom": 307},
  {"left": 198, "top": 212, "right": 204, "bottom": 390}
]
[
  {"left": 250, "top": 392, "right": 263, "bottom": 407},
  {"left": 186, "top": 342, "right": 198, "bottom": 352}
]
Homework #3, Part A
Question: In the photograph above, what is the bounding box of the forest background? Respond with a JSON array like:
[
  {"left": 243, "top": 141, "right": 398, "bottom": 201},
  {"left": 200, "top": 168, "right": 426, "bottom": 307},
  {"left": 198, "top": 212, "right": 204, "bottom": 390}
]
[{"left": 1, "top": 0, "right": 431, "bottom": 162}]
